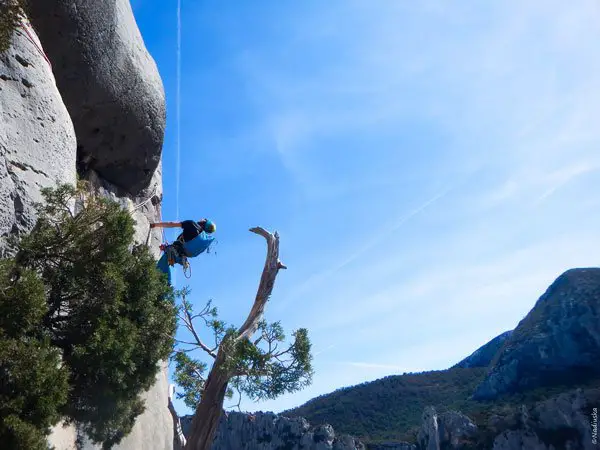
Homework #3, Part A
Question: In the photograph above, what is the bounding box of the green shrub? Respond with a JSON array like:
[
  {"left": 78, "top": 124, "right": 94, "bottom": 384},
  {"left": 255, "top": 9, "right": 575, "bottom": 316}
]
[
  {"left": 1, "top": 182, "right": 177, "bottom": 449},
  {"left": 0, "top": 0, "right": 26, "bottom": 53},
  {"left": 0, "top": 259, "right": 69, "bottom": 449}
]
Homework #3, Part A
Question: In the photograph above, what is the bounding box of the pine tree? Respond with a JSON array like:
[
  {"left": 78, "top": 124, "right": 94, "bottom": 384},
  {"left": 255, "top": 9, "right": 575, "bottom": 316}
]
[
  {"left": 1, "top": 182, "right": 177, "bottom": 449},
  {"left": 169, "top": 228, "right": 313, "bottom": 450}
]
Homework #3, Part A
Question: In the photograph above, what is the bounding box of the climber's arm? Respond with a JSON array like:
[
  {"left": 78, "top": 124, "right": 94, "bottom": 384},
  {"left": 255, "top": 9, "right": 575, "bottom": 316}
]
[{"left": 150, "top": 221, "right": 182, "bottom": 229}]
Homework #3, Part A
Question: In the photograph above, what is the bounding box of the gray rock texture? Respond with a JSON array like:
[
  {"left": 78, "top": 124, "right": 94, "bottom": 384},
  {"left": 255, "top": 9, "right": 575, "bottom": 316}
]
[
  {"left": 417, "top": 407, "right": 440, "bottom": 450},
  {"left": 27, "top": 0, "right": 166, "bottom": 194},
  {"left": 368, "top": 443, "right": 416, "bottom": 450},
  {"left": 180, "top": 412, "right": 366, "bottom": 450},
  {"left": 453, "top": 331, "right": 513, "bottom": 369},
  {"left": 416, "top": 407, "right": 477, "bottom": 450},
  {"left": 490, "top": 388, "right": 599, "bottom": 450},
  {"left": 474, "top": 268, "right": 600, "bottom": 400},
  {"left": 437, "top": 411, "right": 478, "bottom": 448},
  {"left": 0, "top": 23, "right": 77, "bottom": 255}
]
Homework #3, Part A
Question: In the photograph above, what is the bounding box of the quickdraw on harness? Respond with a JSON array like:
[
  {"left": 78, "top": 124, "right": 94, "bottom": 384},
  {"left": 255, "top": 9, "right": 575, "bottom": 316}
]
[{"left": 159, "top": 239, "right": 192, "bottom": 279}]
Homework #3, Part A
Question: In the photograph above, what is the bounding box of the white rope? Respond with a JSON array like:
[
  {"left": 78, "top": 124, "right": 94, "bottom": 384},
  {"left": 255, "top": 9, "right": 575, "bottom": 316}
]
[
  {"left": 129, "top": 184, "right": 159, "bottom": 213},
  {"left": 173, "top": 0, "right": 183, "bottom": 287},
  {"left": 176, "top": 0, "right": 182, "bottom": 223}
]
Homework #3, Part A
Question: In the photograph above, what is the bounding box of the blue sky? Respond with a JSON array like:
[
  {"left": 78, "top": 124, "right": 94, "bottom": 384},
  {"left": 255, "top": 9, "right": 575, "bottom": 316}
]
[{"left": 132, "top": 0, "right": 600, "bottom": 415}]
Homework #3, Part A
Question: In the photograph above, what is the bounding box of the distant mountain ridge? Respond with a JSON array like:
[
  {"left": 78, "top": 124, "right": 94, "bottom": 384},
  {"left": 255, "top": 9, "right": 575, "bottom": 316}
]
[
  {"left": 474, "top": 267, "right": 600, "bottom": 400},
  {"left": 282, "top": 267, "right": 600, "bottom": 449},
  {"left": 453, "top": 330, "right": 513, "bottom": 369}
]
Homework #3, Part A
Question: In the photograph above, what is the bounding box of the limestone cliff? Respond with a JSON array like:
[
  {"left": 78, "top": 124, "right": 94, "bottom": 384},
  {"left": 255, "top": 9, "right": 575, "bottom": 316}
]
[
  {"left": 0, "top": 3, "right": 172, "bottom": 449},
  {"left": 0, "top": 20, "right": 76, "bottom": 254},
  {"left": 180, "top": 412, "right": 366, "bottom": 450}
]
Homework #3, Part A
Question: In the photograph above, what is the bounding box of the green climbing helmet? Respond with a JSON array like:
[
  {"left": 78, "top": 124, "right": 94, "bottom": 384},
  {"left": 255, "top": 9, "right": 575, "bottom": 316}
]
[{"left": 203, "top": 219, "right": 216, "bottom": 234}]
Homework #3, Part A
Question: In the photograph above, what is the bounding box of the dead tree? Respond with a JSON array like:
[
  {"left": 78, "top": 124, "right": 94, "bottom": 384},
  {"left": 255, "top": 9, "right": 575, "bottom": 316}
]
[{"left": 167, "top": 227, "right": 312, "bottom": 450}]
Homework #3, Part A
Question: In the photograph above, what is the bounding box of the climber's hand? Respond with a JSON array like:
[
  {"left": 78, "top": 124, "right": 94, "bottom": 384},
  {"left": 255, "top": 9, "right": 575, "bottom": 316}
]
[{"left": 150, "top": 223, "right": 156, "bottom": 228}]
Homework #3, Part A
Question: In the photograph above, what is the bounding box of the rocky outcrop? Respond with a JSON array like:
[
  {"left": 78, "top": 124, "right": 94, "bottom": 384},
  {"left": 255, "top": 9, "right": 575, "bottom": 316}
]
[
  {"left": 180, "top": 412, "right": 366, "bottom": 450},
  {"left": 411, "top": 389, "right": 597, "bottom": 449},
  {"left": 489, "top": 388, "right": 599, "bottom": 450},
  {"left": 27, "top": 0, "right": 166, "bottom": 194},
  {"left": 417, "top": 408, "right": 440, "bottom": 450},
  {"left": 474, "top": 268, "right": 600, "bottom": 400},
  {"left": 416, "top": 407, "right": 477, "bottom": 450},
  {"left": 453, "top": 331, "right": 513, "bottom": 369},
  {"left": 0, "top": 22, "right": 77, "bottom": 255}
]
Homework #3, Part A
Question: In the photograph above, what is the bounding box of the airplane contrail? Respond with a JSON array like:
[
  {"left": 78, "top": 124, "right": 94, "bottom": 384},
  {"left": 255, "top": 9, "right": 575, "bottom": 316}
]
[{"left": 276, "top": 183, "right": 456, "bottom": 311}]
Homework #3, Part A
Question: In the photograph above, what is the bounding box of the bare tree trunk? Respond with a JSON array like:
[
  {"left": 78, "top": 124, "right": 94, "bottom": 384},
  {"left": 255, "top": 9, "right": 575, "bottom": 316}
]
[
  {"left": 184, "top": 352, "right": 230, "bottom": 450},
  {"left": 169, "top": 386, "right": 186, "bottom": 450},
  {"left": 182, "top": 227, "right": 286, "bottom": 450}
]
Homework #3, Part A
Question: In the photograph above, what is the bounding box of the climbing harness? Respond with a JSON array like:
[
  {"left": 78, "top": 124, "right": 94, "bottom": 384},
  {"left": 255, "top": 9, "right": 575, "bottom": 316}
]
[{"left": 159, "top": 240, "right": 192, "bottom": 278}]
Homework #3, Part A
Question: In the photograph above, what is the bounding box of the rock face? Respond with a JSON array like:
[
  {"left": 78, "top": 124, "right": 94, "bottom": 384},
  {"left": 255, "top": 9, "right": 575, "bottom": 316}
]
[
  {"left": 368, "top": 444, "right": 416, "bottom": 450},
  {"left": 416, "top": 407, "right": 477, "bottom": 450},
  {"left": 474, "top": 268, "right": 600, "bottom": 400},
  {"left": 1, "top": 6, "right": 172, "bottom": 449},
  {"left": 453, "top": 331, "right": 513, "bottom": 369},
  {"left": 405, "top": 388, "right": 599, "bottom": 450},
  {"left": 490, "top": 388, "right": 599, "bottom": 450},
  {"left": 27, "top": 0, "right": 166, "bottom": 194},
  {"left": 180, "top": 412, "right": 366, "bottom": 450},
  {"left": 0, "top": 23, "right": 77, "bottom": 255}
]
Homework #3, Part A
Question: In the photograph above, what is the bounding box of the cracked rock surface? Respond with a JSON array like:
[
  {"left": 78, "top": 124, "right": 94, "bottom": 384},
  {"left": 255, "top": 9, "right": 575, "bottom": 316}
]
[{"left": 0, "top": 25, "right": 77, "bottom": 255}]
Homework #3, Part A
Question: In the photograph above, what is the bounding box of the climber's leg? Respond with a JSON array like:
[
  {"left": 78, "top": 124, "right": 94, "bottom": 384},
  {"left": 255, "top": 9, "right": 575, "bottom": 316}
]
[{"left": 156, "top": 253, "right": 173, "bottom": 285}]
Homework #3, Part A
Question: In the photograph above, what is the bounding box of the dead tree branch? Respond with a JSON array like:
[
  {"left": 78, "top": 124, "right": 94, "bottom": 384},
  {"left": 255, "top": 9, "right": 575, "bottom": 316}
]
[
  {"left": 235, "top": 227, "right": 286, "bottom": 343},
  {"left": 184, "top": 226, "right": 286, "bottom": 450}
]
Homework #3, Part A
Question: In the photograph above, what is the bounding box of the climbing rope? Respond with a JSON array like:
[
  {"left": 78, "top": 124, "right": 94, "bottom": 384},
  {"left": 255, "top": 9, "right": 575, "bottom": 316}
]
[
  {"left": 175, "top": 0, "right": 182, "bottom": 223},
  {"left": 183, "top": 259, "right": 192, "bottom": 279},
  {"left": 18, "top": 19, "right": 52, "bottom": 69},
  {"left": 130, "top": 183, "right": 160, "bottom": 213}
]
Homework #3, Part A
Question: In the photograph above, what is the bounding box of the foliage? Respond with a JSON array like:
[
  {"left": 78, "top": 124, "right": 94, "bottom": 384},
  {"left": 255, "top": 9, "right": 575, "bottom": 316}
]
[
  {"left": 0, "top": 0, "right": 27, "bottom": 53},
  {"left": 285, "top": 367, "right": 487, "bottom": 443},
  {"left": 171, "top": 288, "right": 313, "bottom": 411},
  {"left": 172, "top": 351, "right": 208, "bottom": 409},
  {"left": 229, "top": 322, "right": 313, "bottom": 401},
  {"left": 0, "top": 259, "right": 69, "bottom": 449},
  {"left": 2, "top": 182, "right": 177, "bottom": 449},
  {"left": 284, "top": 363, "right": 600, "bottom": 446}
]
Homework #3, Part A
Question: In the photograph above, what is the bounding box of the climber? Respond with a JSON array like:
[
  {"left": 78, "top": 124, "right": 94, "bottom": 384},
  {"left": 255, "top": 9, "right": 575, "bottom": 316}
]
[{"left": 152, "top": 219, "right": 216, "bottom": 284}]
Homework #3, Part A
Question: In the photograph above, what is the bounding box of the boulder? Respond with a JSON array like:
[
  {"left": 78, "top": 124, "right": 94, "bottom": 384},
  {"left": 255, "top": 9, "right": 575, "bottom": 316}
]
[
  {"left": 417, "top": 407, "right": 477, "bottom": 450},
  {"left": 27, "top": 0, "right": 166, "bottom": 194}
]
